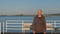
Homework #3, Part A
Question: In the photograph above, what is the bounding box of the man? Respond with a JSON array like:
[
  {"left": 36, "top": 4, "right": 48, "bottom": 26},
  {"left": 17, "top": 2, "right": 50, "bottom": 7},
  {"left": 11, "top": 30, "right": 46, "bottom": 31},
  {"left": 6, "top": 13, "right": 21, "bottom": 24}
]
[{"left": 32, "top": 9, "right": 46, "bottom": 34}]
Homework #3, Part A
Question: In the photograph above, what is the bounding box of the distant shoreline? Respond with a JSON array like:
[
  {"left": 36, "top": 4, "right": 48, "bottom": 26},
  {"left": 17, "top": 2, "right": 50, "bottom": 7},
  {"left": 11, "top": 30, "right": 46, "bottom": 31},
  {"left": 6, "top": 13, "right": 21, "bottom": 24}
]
[
  {"left": 0, "top": 14, "right": 60, "bottom": 17},
  {"left": 0, "top": 14, "right": 60, "bottom": 16}
]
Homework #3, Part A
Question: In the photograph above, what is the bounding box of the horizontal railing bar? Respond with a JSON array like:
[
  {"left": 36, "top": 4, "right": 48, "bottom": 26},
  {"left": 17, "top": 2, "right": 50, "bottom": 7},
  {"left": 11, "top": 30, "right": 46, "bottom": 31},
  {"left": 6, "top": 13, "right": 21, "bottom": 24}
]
[
  {"left": 6, "top": 27, "right": 22, "bottom": 28},
  {"left": 6, "top": 20, "right": 22, "bottom": 21},
  {"left": 7, "top": 28, "right": 22, "bottom": 30},
  {"left": 23, "top": 23, "right": 60, "bottom": 24},
  {"left": 6, "top": 20, "right": 60, "bottom": 21},
  {"left": 55, "top": 26, "right": 60, "bottom": 27},
  {"left": 6, "top": 20, "right": 60, "bottom": 22},
  {"left": 24, "top": 23, "right": 60, "bottom": 24},
  {"left": 6, "top": 23, "right": 22, "bottom": 24},
  {"left": 6, "top": 26, "right": 22, "bottom": 27},
  {"left": 6, "top": 19, "right": 60, "bottom": 21},
  {"left": 7, "top": 21, "right": 22, "bottom": 23},
  {"left": 46, "top": 20, "right": 60, "bottom": 21},
  {"left": 6, "top": 23, "right": 60, "bottom": 24},
  {"left": 47, "top": 23, "right": 60, "bottom": 24}
]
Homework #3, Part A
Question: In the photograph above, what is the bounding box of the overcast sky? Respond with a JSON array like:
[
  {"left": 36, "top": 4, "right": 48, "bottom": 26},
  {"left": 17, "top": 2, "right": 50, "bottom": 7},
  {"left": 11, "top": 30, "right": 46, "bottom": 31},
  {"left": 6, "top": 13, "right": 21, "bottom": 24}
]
[{"left": 0, "top": 0, "right": 60, "bottom": 15}]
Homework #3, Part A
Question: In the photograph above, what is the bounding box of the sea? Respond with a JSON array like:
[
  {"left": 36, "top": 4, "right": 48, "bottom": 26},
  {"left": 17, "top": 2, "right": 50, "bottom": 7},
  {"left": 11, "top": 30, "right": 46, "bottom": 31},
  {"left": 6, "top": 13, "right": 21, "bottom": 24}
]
[{"left": 0, "top": 15, "right": 60, "bottom": 33}]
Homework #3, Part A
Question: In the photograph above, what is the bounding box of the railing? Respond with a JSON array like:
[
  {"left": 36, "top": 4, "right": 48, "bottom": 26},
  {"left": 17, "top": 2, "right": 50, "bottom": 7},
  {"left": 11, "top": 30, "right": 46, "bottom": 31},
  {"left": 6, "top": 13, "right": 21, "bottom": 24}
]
[
  {"left": 6, "top": 20, "right": 23, "bottom": 32},
  {"left": 1, "top": 20, "right": 60, "bottom": 33}
]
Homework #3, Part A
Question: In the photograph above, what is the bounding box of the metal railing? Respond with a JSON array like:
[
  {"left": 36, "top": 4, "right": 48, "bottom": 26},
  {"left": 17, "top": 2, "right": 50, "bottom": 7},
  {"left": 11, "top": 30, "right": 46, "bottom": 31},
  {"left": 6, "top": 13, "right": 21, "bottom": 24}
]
[
  {"left": 6, "top": 20, "right": 24, "bottom": 32},
  {"left": 1, "top": 20, "right": 60, "bottom": 33}
]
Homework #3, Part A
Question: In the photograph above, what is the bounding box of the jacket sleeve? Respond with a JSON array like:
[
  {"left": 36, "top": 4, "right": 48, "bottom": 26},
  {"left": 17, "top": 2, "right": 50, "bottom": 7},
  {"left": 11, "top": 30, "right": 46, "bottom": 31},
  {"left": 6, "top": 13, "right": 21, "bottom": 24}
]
[
  {"left": 43, "top": 17, "right": 46, "bottom": 32},
  {"left": 32, "top": 17, "right": 36, "bottom": 31}
]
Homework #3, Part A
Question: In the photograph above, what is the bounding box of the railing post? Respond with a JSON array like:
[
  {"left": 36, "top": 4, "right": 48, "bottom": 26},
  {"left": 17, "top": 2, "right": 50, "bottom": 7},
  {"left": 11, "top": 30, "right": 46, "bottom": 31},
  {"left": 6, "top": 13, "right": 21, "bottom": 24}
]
[
  {"left": 22, "top": 20, "right": 23, "bottom": 32},
  {"left": 6, "top": 21, "right": 7, "bottom": 32},
  {"left": 0, "top": 23, "right": 1, "bottom": 34},
  {"left": 3, "top": 22, "right": 4, "bottom": 34},
  {"left": 54, "top": 21, "right": 58, "bottom": 34},
  {"left": 22, "top": 20, "right": 25, "bottom": 34},
  {"left": 54, "top": 21, "right": 56, "bottom": 28}
]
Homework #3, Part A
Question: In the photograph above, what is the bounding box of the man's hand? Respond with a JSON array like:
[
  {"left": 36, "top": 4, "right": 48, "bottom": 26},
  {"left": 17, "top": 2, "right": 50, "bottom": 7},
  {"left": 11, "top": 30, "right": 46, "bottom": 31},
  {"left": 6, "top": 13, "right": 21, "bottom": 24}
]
[
  {"left": 33, "top": 31, "right": 35, "bottom": 34},
  {"left": 44, "top": 32, "right": 46, "bottom": 34}
]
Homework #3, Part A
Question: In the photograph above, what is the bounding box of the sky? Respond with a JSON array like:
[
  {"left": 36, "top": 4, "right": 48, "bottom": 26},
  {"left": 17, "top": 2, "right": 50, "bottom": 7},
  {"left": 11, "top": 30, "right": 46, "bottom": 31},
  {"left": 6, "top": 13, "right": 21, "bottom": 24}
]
[{"left": 0, "top": 0, "right": 60, "bottom": 15}]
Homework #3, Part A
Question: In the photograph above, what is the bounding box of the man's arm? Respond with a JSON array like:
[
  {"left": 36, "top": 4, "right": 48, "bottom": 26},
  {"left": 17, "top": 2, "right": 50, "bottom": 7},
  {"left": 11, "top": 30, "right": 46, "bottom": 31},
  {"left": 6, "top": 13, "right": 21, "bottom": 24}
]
[
  {"left": 32, "top": 17, "right": 36, "bottom": 34},
  {"left": 43, "top": 17, "right": 46, "bottom": 34},
  {"left": 32, "top": 17, "right": 36, "bottom": 31}
]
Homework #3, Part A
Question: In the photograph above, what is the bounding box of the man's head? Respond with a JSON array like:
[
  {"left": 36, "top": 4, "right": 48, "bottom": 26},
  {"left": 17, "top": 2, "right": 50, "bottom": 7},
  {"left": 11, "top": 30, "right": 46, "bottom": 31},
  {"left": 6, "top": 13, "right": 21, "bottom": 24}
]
[{"left": 37, "top": 9, "right": 42, "bottom": 17}]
